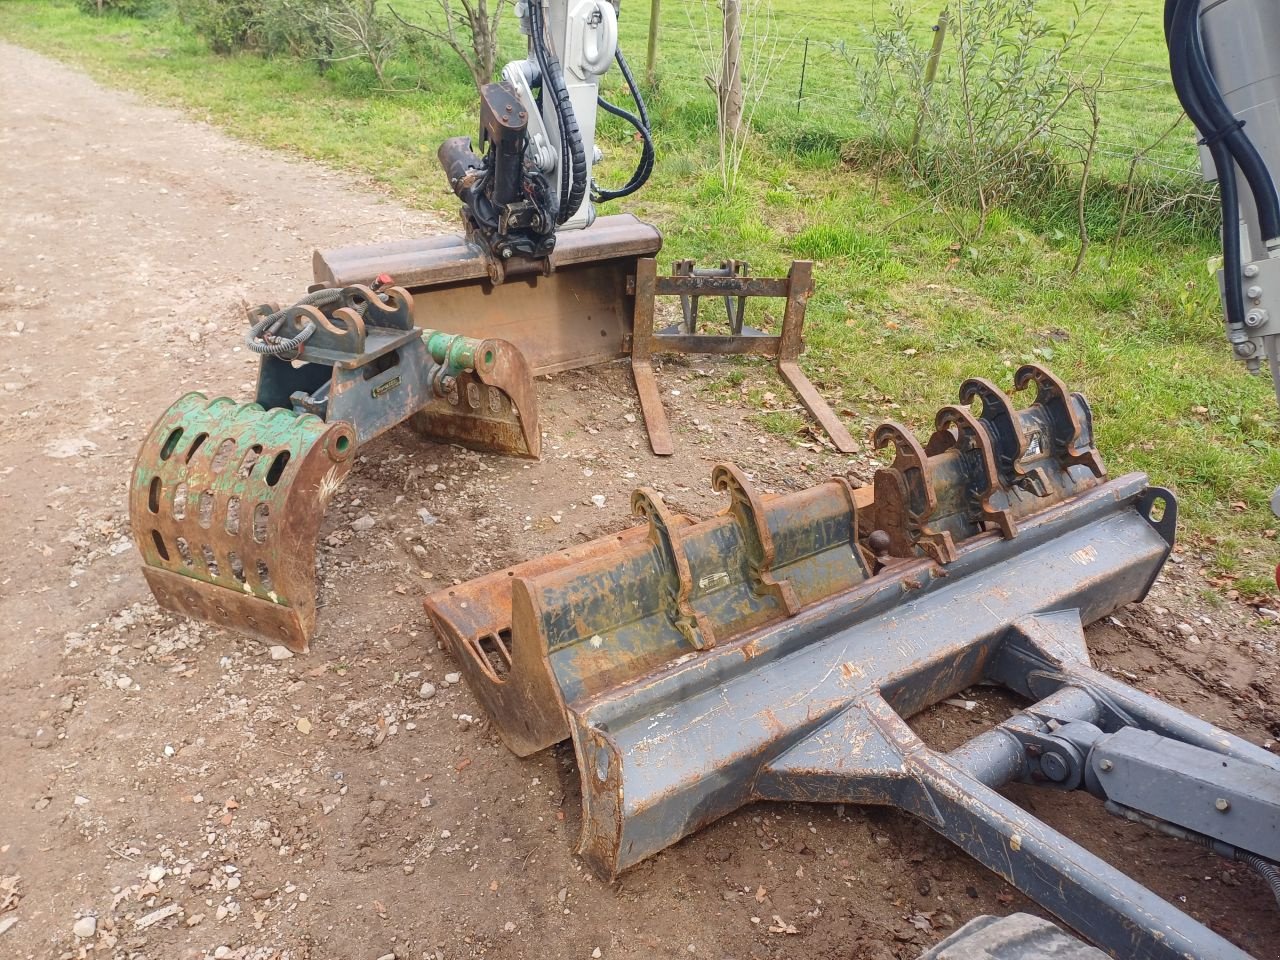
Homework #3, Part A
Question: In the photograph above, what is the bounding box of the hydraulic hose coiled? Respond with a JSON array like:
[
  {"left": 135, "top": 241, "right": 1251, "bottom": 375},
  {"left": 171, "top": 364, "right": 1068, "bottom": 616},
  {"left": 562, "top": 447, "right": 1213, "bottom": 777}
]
[
  {"left": 1164, "top": 0, "right": 1280, "bottom": 341},
  {"left": 244, "top": 288, "right": 340, "bottom": 358},
  {"left": 594, "top": 45, "right": 654, "bottom": 203}
]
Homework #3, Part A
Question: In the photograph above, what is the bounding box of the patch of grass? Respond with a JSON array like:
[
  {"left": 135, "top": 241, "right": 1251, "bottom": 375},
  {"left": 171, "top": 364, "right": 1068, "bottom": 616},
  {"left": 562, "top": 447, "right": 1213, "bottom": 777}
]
[
  {"left": 0, "top": 0, "right": 1276, "bottom": 596},
  {"left": 790, "top": 223, "right": 889, "bottom": 267},
  {"left": 755, "top": 410, "right": 807, "bottom": 438}
]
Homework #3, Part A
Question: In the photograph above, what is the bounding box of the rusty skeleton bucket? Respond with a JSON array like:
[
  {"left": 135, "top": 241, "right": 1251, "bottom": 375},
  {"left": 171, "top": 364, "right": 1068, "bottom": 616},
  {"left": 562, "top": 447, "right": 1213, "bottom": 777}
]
[
  {"left": 425, "top": 365, "right": 1280, "bottom": 959},
  {"left": 129, "top": 284, "right": 541, "bottom": 652},
  {"left": 130, "top": 394, "right": 356, "bottom": 652}
]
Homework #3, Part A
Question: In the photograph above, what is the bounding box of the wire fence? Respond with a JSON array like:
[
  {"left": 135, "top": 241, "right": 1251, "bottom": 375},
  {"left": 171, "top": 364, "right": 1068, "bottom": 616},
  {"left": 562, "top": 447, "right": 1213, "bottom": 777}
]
[{"left": 639, "top": 1, "right": 1205, "bottom": 187}]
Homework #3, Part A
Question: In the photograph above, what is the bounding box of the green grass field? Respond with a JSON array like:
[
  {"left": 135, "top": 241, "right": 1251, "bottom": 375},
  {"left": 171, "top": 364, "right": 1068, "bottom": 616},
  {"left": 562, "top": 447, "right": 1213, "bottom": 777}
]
[{"left": 1, "top": 0, "right": 1276, "bottom": 596}]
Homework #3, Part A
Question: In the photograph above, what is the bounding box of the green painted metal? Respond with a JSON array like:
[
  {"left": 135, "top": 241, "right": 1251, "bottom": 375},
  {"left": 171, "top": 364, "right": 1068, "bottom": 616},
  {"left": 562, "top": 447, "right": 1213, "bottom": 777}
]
[
  {"left": 421, "top": 329, "right": 485, "bottom": 373},
  {"left": 129, "top": 391, "right": 356, "bottom": 651}
]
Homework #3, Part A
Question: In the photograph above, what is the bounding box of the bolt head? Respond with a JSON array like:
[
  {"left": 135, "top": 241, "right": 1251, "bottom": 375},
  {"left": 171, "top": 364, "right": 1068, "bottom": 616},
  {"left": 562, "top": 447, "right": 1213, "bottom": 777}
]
[
  {"left": 1245, "top": 264, "right": 1261, "bottom": 278},
  {"left": 1215, "top": 797, "right": 1231, "bottom": 812},
  {"left": 1099, "top": 759, "right": 1113, "bottom": 772}
]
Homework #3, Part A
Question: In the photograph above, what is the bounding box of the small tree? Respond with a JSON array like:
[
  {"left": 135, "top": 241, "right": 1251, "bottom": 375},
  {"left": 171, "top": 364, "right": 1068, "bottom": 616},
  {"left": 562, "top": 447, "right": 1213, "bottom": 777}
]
[
  {"left": 284, "top": 0, "right": 400, "bottom": 85},
  {"left": 718, "top": 0, "right": 744, "bottom": 137},
  {"left": 391, "top": 0, "right": 510, "bottom": 90},
  {"left": 688, "top": 0, "right": 790, "bottom": 195}
]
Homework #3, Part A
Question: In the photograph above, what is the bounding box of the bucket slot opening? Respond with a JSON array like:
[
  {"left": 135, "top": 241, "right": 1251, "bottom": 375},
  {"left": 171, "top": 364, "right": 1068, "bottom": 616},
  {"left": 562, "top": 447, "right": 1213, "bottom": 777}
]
[{"left": 471, "top": 629, "right": 513, "bottom": 682}]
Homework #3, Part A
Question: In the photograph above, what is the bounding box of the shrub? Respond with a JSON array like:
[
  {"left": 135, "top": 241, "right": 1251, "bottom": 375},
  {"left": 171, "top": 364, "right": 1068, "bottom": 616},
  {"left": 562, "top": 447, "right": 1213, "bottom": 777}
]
[
  {"left": 274, "top": 0, "right": 400, "bottom": 84},
  {"left": 174, "top": 0, "right": 401, "bottom": 83},
  {"left": 173, "top": 0, "right": 265, "bottom": 54},
  {"left": 75, "top": 0, "right": 152, "bottom": 15}
]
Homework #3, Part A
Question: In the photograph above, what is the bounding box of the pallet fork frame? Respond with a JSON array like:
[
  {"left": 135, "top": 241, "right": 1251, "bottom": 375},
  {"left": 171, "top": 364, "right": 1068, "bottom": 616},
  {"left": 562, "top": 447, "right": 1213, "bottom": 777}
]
[{"left": 627, "top": 257, "right": 857, "bottom": 455}]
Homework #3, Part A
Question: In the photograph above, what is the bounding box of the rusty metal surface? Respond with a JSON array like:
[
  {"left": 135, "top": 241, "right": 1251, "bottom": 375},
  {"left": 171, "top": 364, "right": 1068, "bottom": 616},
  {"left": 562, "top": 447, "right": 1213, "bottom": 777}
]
[
  {"left": 313, "top": 214, "right": 662, "bottom": 377},
  {"left": 130, "top": 284, "right": 543, "bottom": 653},
  {"left": 426, "top": 465, "right": 869, "bottom": 755},
  {"left": 253, "top": 287, "right": 539, "bottom": 458},
  {"left": 428, "top": 363, "right": 1107, "bottom": 758},
  {"left": 410, "top": 332, "right": 540, "bottom": 459},
  {"left": 575, "top": 478, "right": 1169, "bottom": 871},
  {"left": 129, "top": 393, "right": 356, "bottom": 652},
  {"left": 864, "top": 366, "right": 1105, "bottom": 565},
  {"left": 423, "top": 367, "right": 1276, "bottom": 956},
  {"left": 564, "top": 478, "right": 1271, "bottom": 960},
  {"left": 255, "top": 284, "right": 434, "bottom": 448},
  {"left": 425, "top": 520, "right": 691, "bottom": 756},
  {"left": 628, "top": 258, "right": 857, "bottom": 454}
]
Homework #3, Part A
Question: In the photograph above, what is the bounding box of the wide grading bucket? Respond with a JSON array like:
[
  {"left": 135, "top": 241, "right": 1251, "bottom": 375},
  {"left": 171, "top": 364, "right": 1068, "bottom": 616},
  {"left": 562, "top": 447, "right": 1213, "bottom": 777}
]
[
  {"left": 424, "top": 364, "right": 1280, "bottom": 958},
  {"left": 313, "top": 214, "right": 662, "bottom": 376}
]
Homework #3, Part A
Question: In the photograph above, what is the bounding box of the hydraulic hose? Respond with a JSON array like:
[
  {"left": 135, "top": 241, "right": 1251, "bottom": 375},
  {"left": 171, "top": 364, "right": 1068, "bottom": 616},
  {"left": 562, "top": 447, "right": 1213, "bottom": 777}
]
[
  {"left": 528, "top": 0, "right": 587, "bottom": 224},
  {"left": 1163, "top": 0, "right": 1250, "bottom": 333},
  {"left": 594, "top": 46, "right": 654, "bottom": 203},
  {"left": 244, "top": 287, "right": 342, "bottom": 357},
  {"left": 1166, "top": 0, "right": 1280, "bottom": 243},
  {"left": 1240, "top": 852, "right": 1280, "bottom": 910},
  {"left": 1183, "top": 5, "right": 1280, "bottom": 241},
  {"left": 1107, "top": 802, "right": 1280, "bottom": 911}
]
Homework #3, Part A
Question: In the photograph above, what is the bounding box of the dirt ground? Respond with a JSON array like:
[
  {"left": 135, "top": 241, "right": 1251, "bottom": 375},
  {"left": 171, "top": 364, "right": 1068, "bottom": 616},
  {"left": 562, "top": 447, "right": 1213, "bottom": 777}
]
[{"left": 2, "top": 41, "right": 1280, "bottom": 960}]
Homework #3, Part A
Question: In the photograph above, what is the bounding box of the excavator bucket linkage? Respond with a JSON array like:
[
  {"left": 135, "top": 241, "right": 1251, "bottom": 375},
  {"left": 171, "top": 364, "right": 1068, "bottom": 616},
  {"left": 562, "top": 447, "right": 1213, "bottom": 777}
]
[
  {"left": 129, "top": 283, "right": 540, "bottom": 652},
  {"left": 427, "top": 364, "right": 1280, "bottom": 959}
]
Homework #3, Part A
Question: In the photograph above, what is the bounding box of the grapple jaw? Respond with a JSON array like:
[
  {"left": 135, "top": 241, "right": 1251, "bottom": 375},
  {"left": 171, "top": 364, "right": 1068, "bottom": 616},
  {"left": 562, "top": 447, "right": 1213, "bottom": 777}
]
[
  {"left": 130, "top": 283, "right": 543, "bottom": 652},
  {"left": 408, "top": 330, "right": 540, "bottom": 459},
  {"left": 253, "top": 285, "right": 540, "bottom": 459},
  {"left": 129, "top": 393, "right": 356, "bottom": 652}
]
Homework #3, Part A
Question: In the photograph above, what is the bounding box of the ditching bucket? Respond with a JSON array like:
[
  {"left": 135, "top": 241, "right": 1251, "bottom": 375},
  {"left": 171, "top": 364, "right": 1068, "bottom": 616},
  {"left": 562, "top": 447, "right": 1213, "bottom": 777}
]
[
  {"left": 313, "top": 214, "right": 662, "bottom": 377},
  {"left": 130, "top": 394, "right": 356, "bottom": 653},
  {"left": 423, "top": 365, "right": 1280, "bottom": 958},
  {"left": 426, "top": 364, "right": 1109, "bottom": 758}
]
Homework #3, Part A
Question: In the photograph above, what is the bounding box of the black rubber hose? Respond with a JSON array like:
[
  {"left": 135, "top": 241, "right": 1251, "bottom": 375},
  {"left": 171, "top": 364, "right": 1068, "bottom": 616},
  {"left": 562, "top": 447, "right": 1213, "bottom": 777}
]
[
  {"left": 594, "top": 98, "right": 654, "bottom": 201},
  {"left": 1182, "top": 6, "right": 1280, "bottom": 240},
  {"left": 1164, "top": 0, "right": 1248, "bottom": 332},
  {"left": 245, "top": 288, "right": 342, "bottom": 357},
  {"left": 1214, "top": 140, "right": 1250, "bottom": 334},
  {"left": 594, "top": 46, "right": 654, "bottom": 203},
  {"left": 1168, "top": 0, "right": 1280, "bottom": 242},
  {"left": 526, "top": 4, "right": 568, "bottom": 215},
  {"left": 1240, "top": 852, "right": 1280, "bottom": 909},
  {"left": 529, "top": 0, "right": 587, "bottom": 224}
]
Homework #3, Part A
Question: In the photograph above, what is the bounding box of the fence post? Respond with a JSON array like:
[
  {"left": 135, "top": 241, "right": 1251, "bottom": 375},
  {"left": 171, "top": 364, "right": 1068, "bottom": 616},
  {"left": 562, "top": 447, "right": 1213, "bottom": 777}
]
[
  {"left": 646, "top": 0, "right": 661, "bottom": 84},
  {"left": 796, "top": 37, "right": 809, "bottom": 115},
  {"left": 910, "top": 9, "right": 950, "bottom": 152}
]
